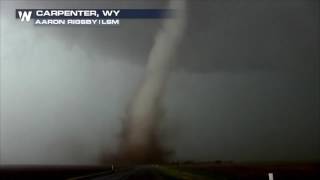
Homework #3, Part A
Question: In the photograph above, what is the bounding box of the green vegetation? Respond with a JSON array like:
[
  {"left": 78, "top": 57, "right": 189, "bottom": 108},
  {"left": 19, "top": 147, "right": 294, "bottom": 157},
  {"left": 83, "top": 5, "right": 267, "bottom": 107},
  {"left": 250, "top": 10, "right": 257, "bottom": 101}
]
[{"left": 157, "top": 166, "right": 225, "bottom": 180}]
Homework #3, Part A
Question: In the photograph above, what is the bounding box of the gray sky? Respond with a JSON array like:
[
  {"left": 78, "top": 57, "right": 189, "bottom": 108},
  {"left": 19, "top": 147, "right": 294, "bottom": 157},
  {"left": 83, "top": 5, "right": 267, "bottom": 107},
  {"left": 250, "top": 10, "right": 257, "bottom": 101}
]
[{"left": 0, "top": 0, "right": 319, "bottom": 164}]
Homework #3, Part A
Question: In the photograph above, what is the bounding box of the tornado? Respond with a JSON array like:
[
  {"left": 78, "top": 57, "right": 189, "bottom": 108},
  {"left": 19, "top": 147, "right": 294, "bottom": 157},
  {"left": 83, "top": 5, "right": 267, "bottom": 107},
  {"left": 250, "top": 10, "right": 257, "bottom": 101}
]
[{"left": 116, "top": 0, "right": 187, "bottom": 163}]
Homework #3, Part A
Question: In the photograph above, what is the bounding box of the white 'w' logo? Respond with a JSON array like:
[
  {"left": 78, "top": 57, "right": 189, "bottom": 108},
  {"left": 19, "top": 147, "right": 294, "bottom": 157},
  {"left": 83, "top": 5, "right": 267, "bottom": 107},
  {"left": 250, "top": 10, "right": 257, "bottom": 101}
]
[{"left": 18, "top": 11, "right": 32, "bottom": 22}]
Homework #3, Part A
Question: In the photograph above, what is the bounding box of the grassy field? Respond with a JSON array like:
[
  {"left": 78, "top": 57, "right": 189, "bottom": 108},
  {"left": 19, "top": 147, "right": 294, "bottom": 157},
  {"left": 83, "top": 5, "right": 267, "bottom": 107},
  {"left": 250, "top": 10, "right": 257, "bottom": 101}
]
[
  {"left": 157, "top": 162, "right": 320, "bottom": 180},
  {"left": 0, "top": 162, "right": 319, "bottom": 179}
]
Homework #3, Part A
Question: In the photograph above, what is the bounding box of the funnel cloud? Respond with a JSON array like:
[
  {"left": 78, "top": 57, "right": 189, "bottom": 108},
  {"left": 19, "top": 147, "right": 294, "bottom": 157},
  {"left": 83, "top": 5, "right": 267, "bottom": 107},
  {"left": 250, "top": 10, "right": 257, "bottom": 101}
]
[{"left": 111, "top": 0, "right": 187, "bottom": 163}]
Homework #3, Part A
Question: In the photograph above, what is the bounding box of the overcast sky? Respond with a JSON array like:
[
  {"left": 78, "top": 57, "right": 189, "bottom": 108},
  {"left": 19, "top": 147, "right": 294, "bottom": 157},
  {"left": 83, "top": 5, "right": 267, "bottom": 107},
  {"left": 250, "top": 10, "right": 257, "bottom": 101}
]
[{"left": 0, "top": 0, "right": 319, "bottom": 165}]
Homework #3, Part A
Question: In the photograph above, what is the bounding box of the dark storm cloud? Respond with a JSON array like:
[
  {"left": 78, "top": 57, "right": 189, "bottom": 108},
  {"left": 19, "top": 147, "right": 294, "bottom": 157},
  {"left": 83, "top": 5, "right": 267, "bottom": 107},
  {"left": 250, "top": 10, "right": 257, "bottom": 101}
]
[
  {"left": 22, "top": 0, "right": 317, "bottom": 73},
  {"left": 178, "top": 0, "right": 318, "bottom": 73},
  {"left": 164, "top": 71, "right": 319, "bottom": 161},
  {"left": 9, "top": 0, "right": 318, "bottom": 73}
]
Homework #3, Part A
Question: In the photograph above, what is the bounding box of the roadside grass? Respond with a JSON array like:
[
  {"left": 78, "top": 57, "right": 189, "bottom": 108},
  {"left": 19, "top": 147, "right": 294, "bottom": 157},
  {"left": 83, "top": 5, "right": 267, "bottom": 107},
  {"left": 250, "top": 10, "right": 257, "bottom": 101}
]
[{"left": 157, "top": 166, "right": 228, "bottom": 180}]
